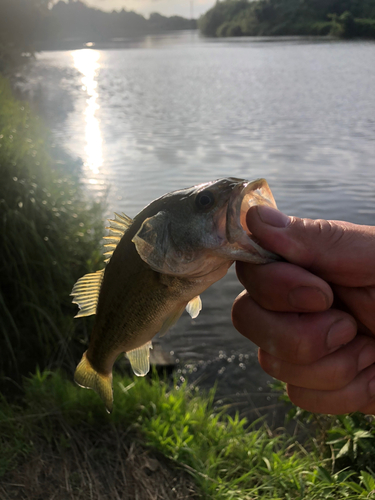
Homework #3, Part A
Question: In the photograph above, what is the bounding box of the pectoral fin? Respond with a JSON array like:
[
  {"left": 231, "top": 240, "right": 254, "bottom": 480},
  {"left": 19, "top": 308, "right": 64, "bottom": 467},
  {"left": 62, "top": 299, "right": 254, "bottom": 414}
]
[
  {"left": 186, "top": 295, "right": 202, "bottom": 319},
  {"left": 126, "top": 341, "right": 153, "bottom": 376}
]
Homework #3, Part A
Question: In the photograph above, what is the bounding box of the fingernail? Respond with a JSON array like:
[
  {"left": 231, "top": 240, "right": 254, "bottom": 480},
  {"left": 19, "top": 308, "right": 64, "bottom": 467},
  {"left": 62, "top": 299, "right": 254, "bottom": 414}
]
[
  {"left": 257, "top": 206, "right": 291, "bottom": 228},
  {"left": 288, "top": 286, "right": 330, "bottom": 311},
  {"left": 327, "top": 319, "right": 356, "bottom": 350},
  {"left": 358, "top": 346, "right": 375, "bottom": 372}
]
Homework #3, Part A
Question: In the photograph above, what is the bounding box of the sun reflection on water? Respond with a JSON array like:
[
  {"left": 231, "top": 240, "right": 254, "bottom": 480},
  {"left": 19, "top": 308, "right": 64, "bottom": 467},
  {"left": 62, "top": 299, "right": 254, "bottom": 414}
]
[{"left": 72, "top": 49, "right": 102, "bottom": 175}]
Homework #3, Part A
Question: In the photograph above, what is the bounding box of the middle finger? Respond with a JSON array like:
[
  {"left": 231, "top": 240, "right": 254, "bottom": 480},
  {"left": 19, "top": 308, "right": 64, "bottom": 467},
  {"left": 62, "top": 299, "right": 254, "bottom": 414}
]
[{"left": 232, "top": 291, "right": 357, "bottom": 365}]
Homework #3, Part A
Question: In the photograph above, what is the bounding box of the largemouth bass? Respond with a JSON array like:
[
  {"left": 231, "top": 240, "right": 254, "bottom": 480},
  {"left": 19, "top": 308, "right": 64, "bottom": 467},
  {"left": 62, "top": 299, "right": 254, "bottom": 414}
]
[{"left": 71, "top": 178, "right": 277, "bottom": 412}]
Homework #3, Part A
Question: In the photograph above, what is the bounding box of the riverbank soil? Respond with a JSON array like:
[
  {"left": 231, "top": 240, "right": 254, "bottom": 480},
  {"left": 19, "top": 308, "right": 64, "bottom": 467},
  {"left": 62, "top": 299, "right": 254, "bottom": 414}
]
[{"left": 1, "top": 433, "right": 198, "bottom": 500}]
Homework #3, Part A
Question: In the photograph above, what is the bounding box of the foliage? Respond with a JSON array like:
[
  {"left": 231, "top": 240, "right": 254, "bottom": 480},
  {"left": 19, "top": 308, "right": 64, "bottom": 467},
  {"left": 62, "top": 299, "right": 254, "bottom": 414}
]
[
  {"left": 0, "top": 76, "right": 105, "bottom": 381},
  {"left": 274, "top": 380, "right": 375, "bottom": 478},
  {"left": 217, "top": 20, "right": 244, "bottom": 37},
  {"left": 330, "top": 11, "right": 375, "bottom": 38},
  {"left": 198, "top": 0, "right": 375, "bottom": 38},
  {"left": 3, "top": 370, "right": 375, "bottom": 498},
  {"left": 198, "top": 0, "right": 249, "bottom": 37}
]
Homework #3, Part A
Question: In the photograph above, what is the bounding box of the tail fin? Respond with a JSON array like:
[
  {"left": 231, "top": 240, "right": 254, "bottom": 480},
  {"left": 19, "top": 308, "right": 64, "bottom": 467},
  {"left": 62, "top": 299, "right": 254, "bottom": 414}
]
[{"left": 74, "top": 351, "right": 113, "bottom": 413}]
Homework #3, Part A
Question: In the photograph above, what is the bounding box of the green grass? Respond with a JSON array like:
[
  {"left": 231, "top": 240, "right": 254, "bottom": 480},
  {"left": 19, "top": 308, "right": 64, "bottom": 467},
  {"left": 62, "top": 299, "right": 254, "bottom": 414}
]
[
  {"left": 0, "top": 75, "right": 105, "bottom": 381},
  {"left": 2, "top": 370, "right": 375, "bottom": 499}
]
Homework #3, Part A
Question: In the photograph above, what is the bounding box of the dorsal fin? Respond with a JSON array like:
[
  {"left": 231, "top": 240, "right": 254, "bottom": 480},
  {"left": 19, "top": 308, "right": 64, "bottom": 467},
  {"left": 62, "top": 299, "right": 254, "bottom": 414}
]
[
  {"left": 72, "top": 213, "right": 133, "bottom": 318},
  {"left": 71, "top": 269, "right": 105, "bottom": 318},
  {"left": 103, "top": 212, "right": 133, "bottom": 263}
]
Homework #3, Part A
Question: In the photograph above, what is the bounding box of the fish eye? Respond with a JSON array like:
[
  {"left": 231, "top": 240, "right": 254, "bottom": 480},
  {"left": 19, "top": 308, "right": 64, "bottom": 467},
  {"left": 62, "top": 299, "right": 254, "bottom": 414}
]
[{"left": 195, "top": 190, "right": 215, "bottom": 211}]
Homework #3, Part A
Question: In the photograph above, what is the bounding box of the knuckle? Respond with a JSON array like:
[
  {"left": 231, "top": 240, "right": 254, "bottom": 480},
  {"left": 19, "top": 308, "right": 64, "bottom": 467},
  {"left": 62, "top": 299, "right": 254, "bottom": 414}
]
[
  {"left": 231, "top": 304, "right": 242, "bottom": 334},
  {"left": 326, "top": 361, "right": 356, "bottom": 390},
  {"left": 360, "top": 289, "right": 375, "bottom": 333},
  {"left": 231, "top": 292, "right": 251, "bottom": 334},
  {"left": 296, "top": 219, "right": 347, "bottom": 269},
  {"left": 290, "top": 324, "right": 320, "bottom": 365},
  {"left": 358, "top": 400, "right": 375, "bottom": 415},
  {"left": 259, "top": 350, "right": 281, "bottom": 379},
  {"left": 235, "top": 261, "right": 254, "bottom": 289},
  {"left": 287, "top": 385, "right": 328, "bottom": 414},
  {"left": 289, "top": 312, "right": 335, "bottom": 365},
  {"left": 286, "top": 384, "right": 311, "bottom": 410},
  {"left": 290, "top": 330, "right": 307, "bottom": 363},
  {"left": 312, "top": 219, "right": 346, "bottom": 248}
]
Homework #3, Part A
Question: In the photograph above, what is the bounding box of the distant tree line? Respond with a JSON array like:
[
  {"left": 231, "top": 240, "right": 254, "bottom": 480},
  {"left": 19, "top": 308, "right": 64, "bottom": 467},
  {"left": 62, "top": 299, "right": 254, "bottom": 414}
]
[
  {"left": 0, "top": 0, "right": 51, "bottom": 73},
  {"left": 198, "top": 0, "right": 375, "bottom": 38},
  {"left": 49, "top": 1, "right": 196, "bottom": 43},
  {"left": 0, "top": 0, "right": 196, "bottom": 73}
]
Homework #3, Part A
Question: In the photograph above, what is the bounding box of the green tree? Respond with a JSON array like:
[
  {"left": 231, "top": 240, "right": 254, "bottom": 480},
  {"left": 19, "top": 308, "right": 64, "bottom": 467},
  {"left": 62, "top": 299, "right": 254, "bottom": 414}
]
[
  {"left": 199, "top": 0, "right": 375, "bottom": 37},
  {"left": 198, "top": 0, "right": 249, "bottom": 37}
]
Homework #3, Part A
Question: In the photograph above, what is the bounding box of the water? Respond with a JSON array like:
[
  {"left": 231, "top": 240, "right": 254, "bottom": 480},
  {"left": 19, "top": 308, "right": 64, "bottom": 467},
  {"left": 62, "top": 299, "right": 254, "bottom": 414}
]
[{"left": 26, "top": 32, "right": 375, "bottom": 419}]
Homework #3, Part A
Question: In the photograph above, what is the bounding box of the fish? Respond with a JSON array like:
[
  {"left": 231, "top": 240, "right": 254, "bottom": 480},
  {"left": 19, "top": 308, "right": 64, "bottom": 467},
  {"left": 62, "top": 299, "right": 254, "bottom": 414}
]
[{"left": 71, "top": 177, "right": 278, "bottom": 412}]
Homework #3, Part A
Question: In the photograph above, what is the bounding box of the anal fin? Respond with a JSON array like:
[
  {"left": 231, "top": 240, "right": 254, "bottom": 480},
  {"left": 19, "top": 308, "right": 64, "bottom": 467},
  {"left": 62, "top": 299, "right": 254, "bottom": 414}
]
[{"left": 126, "top": 341, "right": 153, "bottom": 376}]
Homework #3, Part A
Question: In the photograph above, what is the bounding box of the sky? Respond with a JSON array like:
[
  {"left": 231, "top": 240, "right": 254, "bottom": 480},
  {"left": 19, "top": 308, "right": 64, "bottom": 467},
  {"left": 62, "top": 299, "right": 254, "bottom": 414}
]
[{"left": 82, "top": 0, "right": 215, "bottom": 18}]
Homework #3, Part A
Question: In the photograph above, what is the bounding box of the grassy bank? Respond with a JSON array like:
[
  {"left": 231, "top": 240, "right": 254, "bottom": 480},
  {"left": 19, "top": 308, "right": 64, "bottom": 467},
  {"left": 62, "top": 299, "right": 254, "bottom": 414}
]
[
  {"left": 2, "top": 370, "right": 375, "bottom": 499},
  {"left": 0, "top": 75, "right": 104, "bottom": 383}
]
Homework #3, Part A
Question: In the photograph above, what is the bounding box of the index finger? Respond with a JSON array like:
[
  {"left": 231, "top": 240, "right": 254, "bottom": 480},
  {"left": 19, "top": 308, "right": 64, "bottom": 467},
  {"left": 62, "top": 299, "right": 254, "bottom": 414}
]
[{"left": 246, "top": 206, "right": 375, "bottom": 287}]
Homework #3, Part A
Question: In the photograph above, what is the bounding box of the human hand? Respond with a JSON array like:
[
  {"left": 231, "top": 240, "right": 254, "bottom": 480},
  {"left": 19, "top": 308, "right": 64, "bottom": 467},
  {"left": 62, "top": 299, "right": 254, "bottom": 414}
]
[{"left": 232, "top": 205, "right": 375, "bottom": 415}]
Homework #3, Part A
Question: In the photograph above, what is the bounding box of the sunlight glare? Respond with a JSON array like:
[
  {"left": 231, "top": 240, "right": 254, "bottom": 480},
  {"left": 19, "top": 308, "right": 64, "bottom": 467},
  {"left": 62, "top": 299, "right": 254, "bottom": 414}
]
[{"left": 72, "top": 49, "right": 102, "bottom": 175}]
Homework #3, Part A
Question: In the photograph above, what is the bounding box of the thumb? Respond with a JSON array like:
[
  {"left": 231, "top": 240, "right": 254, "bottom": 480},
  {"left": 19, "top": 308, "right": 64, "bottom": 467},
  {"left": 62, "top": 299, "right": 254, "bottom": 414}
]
[{"left": 247, "top": 205, "right": 375, "bottom": 287}]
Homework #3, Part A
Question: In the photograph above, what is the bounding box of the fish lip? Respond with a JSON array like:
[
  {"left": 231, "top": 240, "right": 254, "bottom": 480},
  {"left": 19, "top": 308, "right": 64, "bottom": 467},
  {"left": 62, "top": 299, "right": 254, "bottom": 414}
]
[
  {"left": 225, "top": 179, "right": 279, "bottom": 262},
  {"left": 225, "top": 180, "right": 250, "bottom": 244}
]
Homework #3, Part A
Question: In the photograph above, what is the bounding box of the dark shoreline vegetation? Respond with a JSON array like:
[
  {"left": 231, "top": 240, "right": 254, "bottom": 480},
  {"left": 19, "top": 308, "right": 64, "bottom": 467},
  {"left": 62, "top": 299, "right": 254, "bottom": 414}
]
[
  {"left": 0, "top": 75, "right": 106, "bottom": 384},
  {"left": 0, "top": 0, "right": 196, "bottom": 66},
  {"left": 198, "top": 0, "right": 375, "bottom": 38}
]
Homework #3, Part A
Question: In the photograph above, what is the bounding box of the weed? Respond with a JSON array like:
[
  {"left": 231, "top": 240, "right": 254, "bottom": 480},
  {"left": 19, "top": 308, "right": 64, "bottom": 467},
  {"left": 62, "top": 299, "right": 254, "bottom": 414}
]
[{"left": 0, "top": 75, "right": 105, "bottom": 381}]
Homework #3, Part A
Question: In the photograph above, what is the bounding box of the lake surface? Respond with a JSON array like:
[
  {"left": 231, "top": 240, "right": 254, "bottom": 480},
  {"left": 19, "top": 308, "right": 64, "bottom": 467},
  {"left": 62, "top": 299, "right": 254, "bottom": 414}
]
[{"left": 28, "top": 31, "right": 375, "bottom": 419}]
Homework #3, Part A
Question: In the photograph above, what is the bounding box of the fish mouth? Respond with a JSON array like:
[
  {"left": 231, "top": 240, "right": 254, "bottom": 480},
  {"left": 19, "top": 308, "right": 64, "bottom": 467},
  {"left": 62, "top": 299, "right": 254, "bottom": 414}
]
[{"left": 225, "top": 179, "right": 279, "bottom": 263}]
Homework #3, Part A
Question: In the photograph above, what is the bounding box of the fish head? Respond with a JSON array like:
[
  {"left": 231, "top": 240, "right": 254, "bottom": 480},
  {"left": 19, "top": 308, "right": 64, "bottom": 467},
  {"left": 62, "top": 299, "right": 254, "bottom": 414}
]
[{"left": 132, "top": 177, "right": 279, "bottom": 279}]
